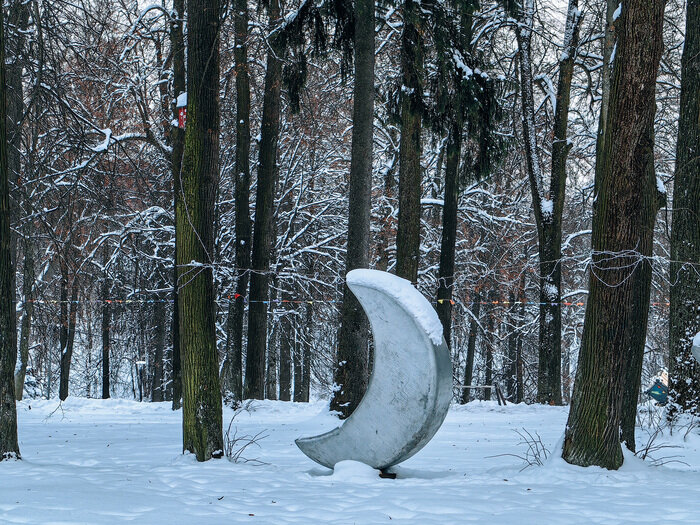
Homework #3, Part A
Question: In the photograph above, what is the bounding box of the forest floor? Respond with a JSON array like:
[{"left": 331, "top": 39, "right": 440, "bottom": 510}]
[{"left": 1, "top": 398, "right": 699, "bottom": 524}]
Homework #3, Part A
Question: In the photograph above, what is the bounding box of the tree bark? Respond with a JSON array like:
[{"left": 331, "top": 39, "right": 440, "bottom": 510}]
[
  {"left": 245, "top": 0, "right": 284, "bottom": 400},
  {"left": 330, "top": 0, "right": 375, "bottom": 417},
  {"left": 514, "top": 0, "right": 580, "bottom": 406},
  {"left": 396, "top": 0, "right": 423, "bottom": 283},
  {"left": 152, "top": 291, "right": 166, "bottom": 402},
  {"left": 668, "top": 0, "right": 700, "bottom": 415},
  {"left": 461, "top": 294, "right": 480, "bottom": 404},
  {"left": 436, "top": 124, "right": 461, "bottom": 348},
  {"left": 302, "top": 300, "right": 312, "bottom": 402},
  {"left": 15, "top": 218, "right": 33, "bottom": 400},
  {"left": 220, "top": 0, "right": 251, "bottom": 403},
  {"left": 0, "top": 6, "right": 20, "bottom": 459},
  {"left": 170, "top": 0, "right": 186, "bottom": 411},
  {"left": 177, "top": 0, "right": 224, "bottom": 461},
  {"left": 58, "top": 264, "right": 77, "bottom": 402},
  {"left": 562, "top": 0, "right": 665, "bottom": 469},
  {"left": 101, "top": 248, "right": 110, "bottom": 400}
]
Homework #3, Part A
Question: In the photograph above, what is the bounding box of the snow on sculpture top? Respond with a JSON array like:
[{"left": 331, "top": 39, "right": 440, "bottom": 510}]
[
  {"left": 692, "top": 332, "right": 700, "bottom": 363},
  {"left": 346, "top": 269, "right": 445, "bottom": 346},
  {"left": 296, "top": 269, "right": 453, "bottom": 470}
]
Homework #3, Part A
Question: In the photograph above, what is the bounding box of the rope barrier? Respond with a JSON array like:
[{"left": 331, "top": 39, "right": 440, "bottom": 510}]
[{"left": 23, "top": 297, "right": 671, "bottom": 307}]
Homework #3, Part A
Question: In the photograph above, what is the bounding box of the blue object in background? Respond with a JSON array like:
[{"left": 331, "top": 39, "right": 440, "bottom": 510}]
[{"left": 645, "top": 379, "right": 668, "bottom": 404}]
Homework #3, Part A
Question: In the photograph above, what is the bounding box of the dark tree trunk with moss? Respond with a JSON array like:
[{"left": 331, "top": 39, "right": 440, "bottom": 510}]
[
  {"left": 562, "top": 0, "right": 665, "bottom": 469},
  {"left": 245, "top": 0, "right": 283, "bottom": 400},
  {"left": 396, "top": 0, "right": 423, "bottom": 284},
  {"left": 0, "top": 7, "right": 20, "bottom": 460},
  {"left": 436, "top": 124, "right": 461, "bottom": 348},
  {"left": 330, "top": 0, "right": 375, "bottom": 418},
  {"left": 170, "top": 0, "right": 186, "bottom": 410},
  {"left": 177, "top": 0, "right": 224, "bottom": 461},
  {"left": 668, "top": 0, "right": 700, "bottom": 415},
  {"left": 221, "top": 0, "right": 252, "bottom": 403}
]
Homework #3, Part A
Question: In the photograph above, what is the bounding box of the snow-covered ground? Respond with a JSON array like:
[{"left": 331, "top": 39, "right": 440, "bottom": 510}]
[{"left": 2, "top": 398, "right": 699, "bottom": 524}]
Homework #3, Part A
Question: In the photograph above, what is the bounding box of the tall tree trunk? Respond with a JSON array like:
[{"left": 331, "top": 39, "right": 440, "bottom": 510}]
[
  {"left": 101, "top": 249, "right": 110, "bottom": 399},
  {"left": 293, "top": 314, "right": 303, "bottom": 401},
  {"left": 245, "top": 0, "right": 283, "bottom": 400},
  {"left": 396, "top": 0, "right": 423, "bottom": 283},
  {"left": 562, "top": 0, "right": 665, "bottom": 469},
  {"left": 461, "top": 295, "right": 480, "bottom": 404},
  {"left": 220, "top": 0, "right": 251, "bottom": 403},
  {"left": 506, "top": 291, "right": 517, "bottom": 400},
  {"left": 436, "top": 124, "right": 461, "bottom": 348},
  {"left": 177, "top": 0, "right": 223, "bottom": 461},
  {"left": 484, "top": 294, "right": 494, "bottom": 401},
  {"left": 330, "top": 0, "right": 375, "bottom": 417},
  {"left": 152, "top": 291, "right": 166, "bottom": 402},
  {"left": 668, "top": 0, "right": 700, "bottom": 415},
  {"left": 302, "top": 300, "right": 312, "bottom": 402},
  {"left": 513, "top": 0, "right": 579, "bottom": 405},
  {"left": 170, "top": 0, "right": 186, "bottom": 411},
  {"left": 59, "top": 265, "right": 77, "bottom": 402},
  {"left": 0, "top": 6, "right": 20, "bottom": 459},
  {"left": 278, "top": 294, "right": 292, "bottom": 401},
  {"left": 265, "top": 284, "right": 278, "bottom": 400},
  {"left": 15, "top": 219, "right": 33, "bottom": 400}
]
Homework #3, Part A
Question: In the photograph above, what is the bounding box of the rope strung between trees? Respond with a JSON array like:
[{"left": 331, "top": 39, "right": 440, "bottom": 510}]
[{"left": 23, "top": 297, "right": 672, "bottom": 307}]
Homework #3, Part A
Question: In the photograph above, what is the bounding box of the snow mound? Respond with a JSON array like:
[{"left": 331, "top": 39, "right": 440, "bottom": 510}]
[
  {"left": 347, "top": 269, "right": 445, "bottom": 346},
  {"left": 331, "top": 460, "right": 380, "bottom": 482}
]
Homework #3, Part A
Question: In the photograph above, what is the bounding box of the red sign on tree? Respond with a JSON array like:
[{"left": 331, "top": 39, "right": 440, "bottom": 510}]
[{"left": 176, "top": 92, "right": 187, "bottom": 129}]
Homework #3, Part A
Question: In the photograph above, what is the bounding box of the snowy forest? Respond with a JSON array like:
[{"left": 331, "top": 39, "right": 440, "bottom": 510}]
[{"left": 0, "top": 0, "right": 699, "bottom": 521}]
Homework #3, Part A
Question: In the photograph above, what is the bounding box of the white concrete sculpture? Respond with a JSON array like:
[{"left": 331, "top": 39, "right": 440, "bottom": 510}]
[{"left": 296, "top": 269, "right": 453, "bottom": 470}]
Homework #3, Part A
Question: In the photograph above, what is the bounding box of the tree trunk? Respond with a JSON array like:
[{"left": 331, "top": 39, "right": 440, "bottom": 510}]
[
  {"left": 245, "top": 0, "right": 283, "bottom": 400},
  {"left": 279, "top": 294, "right": 292, "bottom": 401},
  {"left": 484, "top": 294, "right": 494, "bottom": 401},
  {"left": 220, "top": 0, "right": 251, "bottom": 403},
  {"left": 152, "top": 291, "right": 166, "bottom": 402},
  {"left": 514, "top": 0, "right": 579, "bottom": 406},
  {"left": 668, "top": 0, "right": 700, "bottom": 415},
  {"left": 265, "top": 284, "right": 278, "bottom": 400},
  {"left": 0, "top": 7, "right": 20, "bottom": 459},
  {"left": 302, "top": 301, "right": 312, "bottom": 402},
  {"left": 461, "top": 294, "right": 480, "bottom": 404},
  {"left": 170, "top": 0, "right": 186, "bottom": 411},
  {"left": 330, "top": 0, "right": 375, "bottom": 417},
  {"left": 59, "top": 265, "right": 77, "bottom": 402},
  {"left": 562, "top": 0, "right": 665, "bottom": 469},
  {"left": 396, "top": 0, "right": 423, "bottom": 283},
  {"left": 101, "top": 249, "right": 110, "bottom": 400},
  {"left": 293, "top": 314, "right": 303, "bottom": 402},
  {"left": 15, "top": 218, "right": 33, "bottom": 400},
  {"left": 177, "top": 0, "right": 223, "bottom": 461},
  {"left": 436, "top": 124, "right": 461, "bottom": 348}
]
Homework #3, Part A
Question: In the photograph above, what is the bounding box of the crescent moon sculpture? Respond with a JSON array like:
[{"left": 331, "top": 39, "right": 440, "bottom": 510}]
[{"left": 296, "top": 269, "right": 453, "bottom": 470}]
